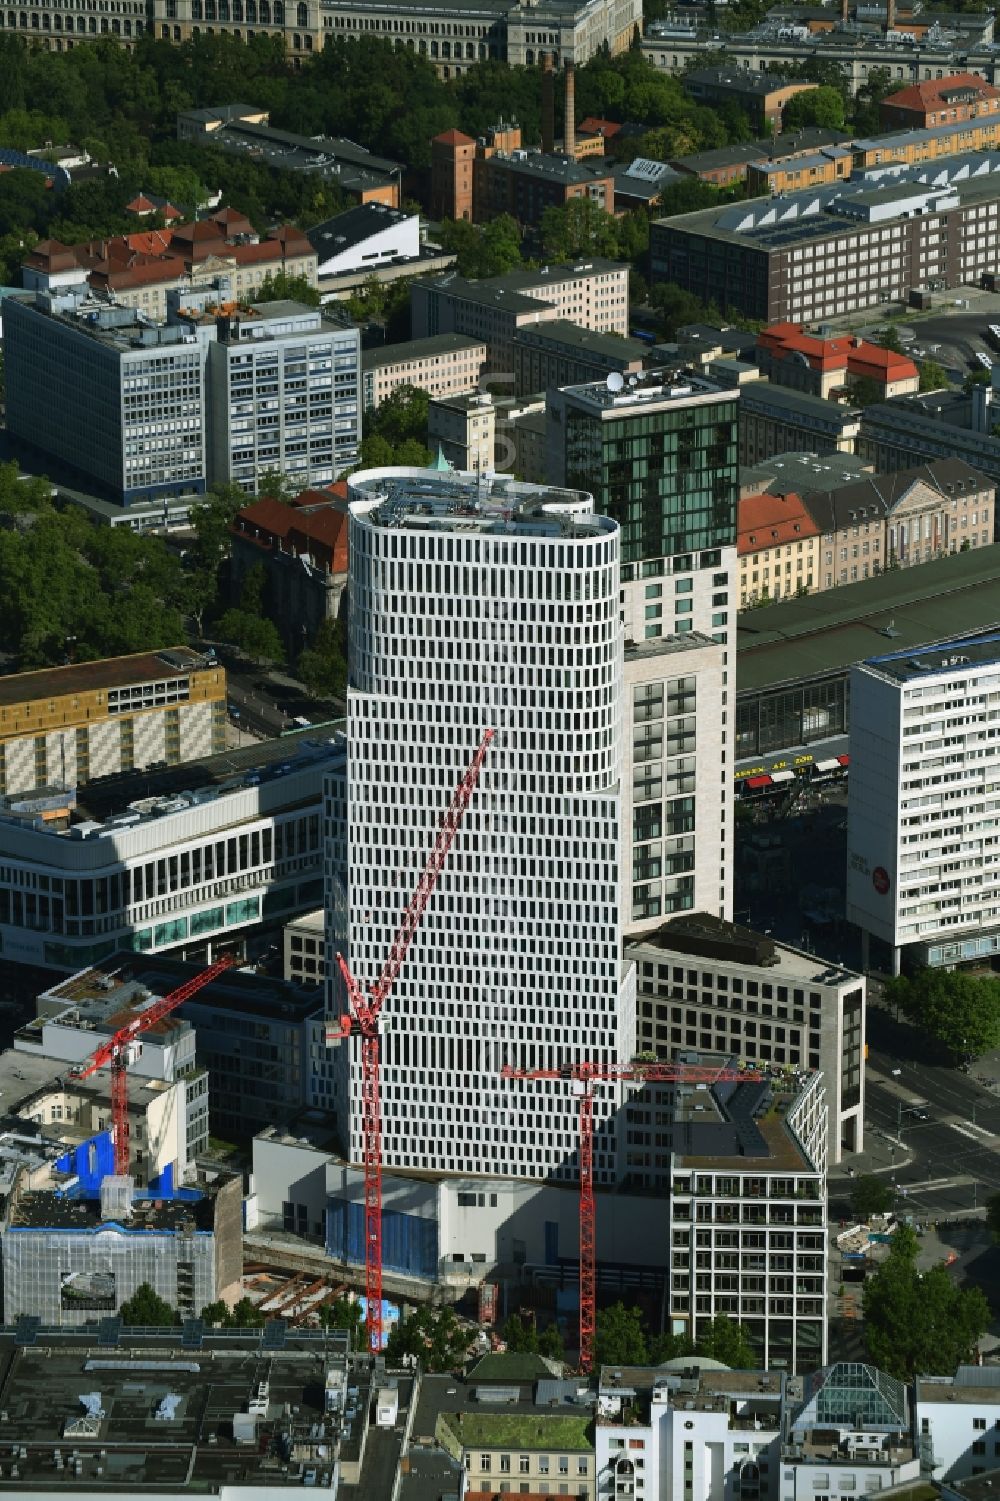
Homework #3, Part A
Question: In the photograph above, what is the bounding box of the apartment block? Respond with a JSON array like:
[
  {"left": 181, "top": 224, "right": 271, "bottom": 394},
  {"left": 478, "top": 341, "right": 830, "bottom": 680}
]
[
  {"left": 651, "top": 151, "right": 1000, "bottom": 324},
  {"left": 738, "top": 489, "right": 822, "bottom": 606},
  {"left": 0, "top": 728, "right": 341, "bottom": 972},
  {"left": 412, "top": 260, "right": 629, "bottom": 376},
  {"left": 362, "top": 333, "right": 487, "bottom": 410},
  {"left": 755, "top": 324, "right": 919, "bottom": 401},
  {"left": 846, "top": 634, "right": 1000, "bottom": 970},
  {"left": 22, "top": 207, "right": 317, "bottom": 322},
  {"left": 628, "top": 912, "right": 865, "bottom": 1159},
  {"left": 623, "top": 636, "right": 731, "bottom": 929},
  {"left": 206, "top": 299, "right": 361, "bottom": 490},
  {"left": 918, "top": 1368, "right": 1000, "bottom": 1483},
  {"left": 0, "top": 648, "right": 225, "bottom": 797},
  {"left": 337, "top": 468, "right": 634, "bottom": 1183},
  {"left": 739, "top": 385, "right": 862, "bottom": 466}
]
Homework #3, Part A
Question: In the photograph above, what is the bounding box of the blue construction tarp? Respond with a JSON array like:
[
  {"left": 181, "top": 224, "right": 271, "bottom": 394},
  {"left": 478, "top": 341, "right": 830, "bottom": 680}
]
[{"left": 326, "top": 1199, "right": 438, "bottom": 1281}]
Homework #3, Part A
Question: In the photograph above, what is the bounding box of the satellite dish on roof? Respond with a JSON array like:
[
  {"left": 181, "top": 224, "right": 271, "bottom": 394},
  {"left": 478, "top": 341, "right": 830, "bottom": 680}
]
[{"left": 606, "top": 371, "right": 625, "bottom": 393}]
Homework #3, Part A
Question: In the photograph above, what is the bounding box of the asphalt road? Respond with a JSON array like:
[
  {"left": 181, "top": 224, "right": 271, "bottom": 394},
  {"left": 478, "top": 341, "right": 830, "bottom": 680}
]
[{"left": 857, "top": 1012, "right": 1000, "bottom": 1218}]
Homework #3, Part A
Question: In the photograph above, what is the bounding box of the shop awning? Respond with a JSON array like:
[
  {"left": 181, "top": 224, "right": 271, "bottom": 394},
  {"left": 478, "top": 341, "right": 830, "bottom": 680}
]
[
  {"left": 814, "top": 758, "right": 841, "bottom": 773},
  {"left": 745, "top": 775, "right": 772, "bottom": 790},
  {"left": 770, "top": 769, "right": 795, "bottom": 784},
  {"left": 837, "top": 753, "right": 850, "bottom": 766}
]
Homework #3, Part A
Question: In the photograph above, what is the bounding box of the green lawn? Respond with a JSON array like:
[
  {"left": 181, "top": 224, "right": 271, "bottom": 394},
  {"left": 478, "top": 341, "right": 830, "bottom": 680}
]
[{"left": 442, "top": 1411, "right": 593, "bottom": 1451}]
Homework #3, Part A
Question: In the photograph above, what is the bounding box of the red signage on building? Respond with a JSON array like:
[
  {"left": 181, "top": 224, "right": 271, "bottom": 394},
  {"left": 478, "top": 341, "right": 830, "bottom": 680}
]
[{"left": 873, "top": 867, "right": 890, "bottom": 896}]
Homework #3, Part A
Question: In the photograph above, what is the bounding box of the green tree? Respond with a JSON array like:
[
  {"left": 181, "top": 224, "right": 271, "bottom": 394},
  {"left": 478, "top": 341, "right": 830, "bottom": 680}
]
[
  {"left": 366, "top": 383, "right": 429, "bottom": 448},
  {"left": 782, "top": 85, "right": 846, "bottom": 132},
  {"left": 593, "top": 1302, "right": 648, "bottom": 1367},
  {"left": 320, "top": 1297, "right": 364, "bottom": 1338},
  {"left": 538, "top": 1323, "right": 564, "bottom": 1360},
  {"left": 919, "top": 358, "right": 949, "bottom": 392},
  {"left": 695, "top": 1314, "right": 755, "bottom": 1367},
  {"left": 297, "top": 616, "right": 347, "bottom": 701},
  {"left": 503, "top": 1313, "right": 540, "bottom": 1353},
  {"left": 884, "top": 968, "right": 1000, "bottom": 1058},
  {"left": 200, "top": 1299, "right": 230, "bottom": 1326},
  {"left": 540, "top": 198, "right": 622, "bottom": 262},
  {"left": 863, "top": 1225, "right": 989, "bottom": 1379},
  {"left": 120, "top": 1282, "right": 178, "bottom": 1326},
  {"left": 385, "top": 1306, "right": 469, "bottom": 1371},
  {"left": 986, "top": 1193, "right": 1000, "bottom": 1244},
  {"left": 851, "top": 1174, "right": 893, "bottom": 1220},
  {"left": 217, "top": 607, "right": 285, "bottom": 665},
  {"left": 252, "top": 270, "right": 321, "bottom": 308},
  {"left": 965, "top": 368, "right": 991, "bottom": 392}
]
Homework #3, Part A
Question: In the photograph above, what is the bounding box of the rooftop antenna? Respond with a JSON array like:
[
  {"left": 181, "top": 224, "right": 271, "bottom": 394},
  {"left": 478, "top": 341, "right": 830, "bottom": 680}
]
[{"left": 606, "top": 371, "right": 624, "bottom": 395}]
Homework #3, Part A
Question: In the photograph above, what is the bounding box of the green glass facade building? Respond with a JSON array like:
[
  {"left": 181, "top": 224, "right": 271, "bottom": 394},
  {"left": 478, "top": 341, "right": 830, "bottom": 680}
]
[{"left": 549, "top": 375, "right": 740, "bottom": 573}]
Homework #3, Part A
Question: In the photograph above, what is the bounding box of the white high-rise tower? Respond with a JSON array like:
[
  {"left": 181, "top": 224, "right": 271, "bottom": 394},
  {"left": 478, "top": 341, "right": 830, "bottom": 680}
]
[{"left": 331, "top": 467, "right": 634, "bottom": 1184}]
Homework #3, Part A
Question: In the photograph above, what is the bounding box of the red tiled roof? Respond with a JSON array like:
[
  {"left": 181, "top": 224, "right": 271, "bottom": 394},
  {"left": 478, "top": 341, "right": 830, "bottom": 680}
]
[
  {"left": 233, "top": 488, "right": 349, "bottom": 572},
  {"left": 758, "top": 323, "right": 918, "bottom": 382},
  {"left": 434, "top": 128, "right": 476, "bottom": 146},
  {"left": 738, "top": 490, "right": 821, "bottom": 555},
  {"left": 883, "top": 72, "right": 1000, "bottom": 113},
  {"left": 578, "top": 116, "right": 622, "bottom": 137},
  {"left": 233, "top": 497, "right": 298, "bottom": 543},
  {"left": 125, "top": 194, "right": 157, "bottom": 213}
]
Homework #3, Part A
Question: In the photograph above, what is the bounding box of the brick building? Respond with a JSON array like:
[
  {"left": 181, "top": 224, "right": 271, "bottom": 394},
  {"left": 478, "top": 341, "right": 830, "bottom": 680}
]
[
  {"left": 229, "top": 487, "right": 349, "bottom": 658},
  {"left": 880, "top": 72, "right": 1000, "bottom": 130},
  {"left": 683, "top": 68, "right": 820, "bottom": 132}
]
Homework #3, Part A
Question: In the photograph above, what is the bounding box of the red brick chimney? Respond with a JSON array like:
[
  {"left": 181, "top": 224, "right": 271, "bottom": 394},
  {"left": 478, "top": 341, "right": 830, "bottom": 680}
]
[
  {"left": 541, "top": 52, "right": 555, "bottom": 155},
  {"left": 886, "top": 0, "right": 896, "bottom": 30},
  {"left": 841, "top": 0, "right": 849, "bottom": 23},
  {"left": 564, "top": 60, "right": 576, "bottom": 158}
]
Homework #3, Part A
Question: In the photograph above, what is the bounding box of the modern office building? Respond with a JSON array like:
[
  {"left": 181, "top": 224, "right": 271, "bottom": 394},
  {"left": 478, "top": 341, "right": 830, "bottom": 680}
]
[
  {"left": 546, "top": 371, "right": 739, "bottom": 638},
  {"left": 336, "top": 467, "right": 633, "bottom": 1183},
  {"left": 623, "top": 635, "right": 731, "bottom": 929},
  {"left": 5, "top": 291, "right": 214, "bottom": 508},
  {"left": 0, "top": 727, "right": 342, "bottom": 972},
  {"left": 205, "top": 298, "right": 361, "bottom": 491},
  {"left": 628, "top": 912, "right": 865, "bottom": 1159},
  {"left": 5, "top": 286, "right": 360, "bottom": 505},
  {"left": 411, "top": 260, "right": 629, "bottom": 376},
  {"left": 651, "top": 151, "right": 1000, "bottom": 324},
  {"left": 846, "top": 634, "right": 1000, "bottom": 971},
  {"left": 362, "top": 333, "right": 488, "bottom": 411},
  {"left": 0, "top": 648, "right": 225, "bottom": 796},
  {"left": 665, "top": 1066, "right": 828, "bottom": 1370},
  {"left": 918, "top": 1368, "right": 1000, "bottom": 1483},
  {"left": 641, "top": 19, "right": 998, "bottom": 95},
  {"left": 548, "top": 372, "right": 739, "bottom": 931},
  {"left": 283, "top": 907, "right": 325, "bottom": 986}
]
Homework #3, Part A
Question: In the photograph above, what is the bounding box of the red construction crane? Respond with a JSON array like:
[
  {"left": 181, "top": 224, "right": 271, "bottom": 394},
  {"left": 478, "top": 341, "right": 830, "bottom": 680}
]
[
  {"left": 327, "top": 729, "right": 495, "bottom": 1355},
  {"left": 501, "top": 1058, "right": 763, "bottom": 1373},
  {"left": 75, "top": 954, "right": 237, "bottom": 1176}
]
